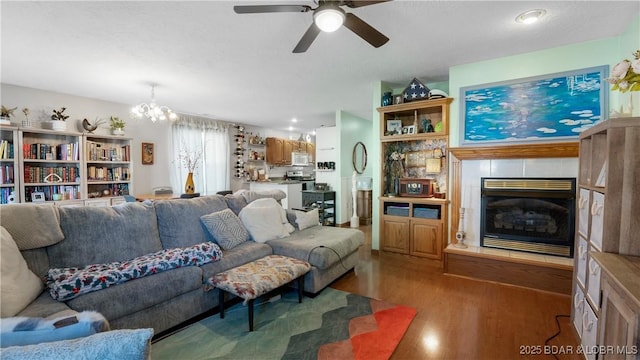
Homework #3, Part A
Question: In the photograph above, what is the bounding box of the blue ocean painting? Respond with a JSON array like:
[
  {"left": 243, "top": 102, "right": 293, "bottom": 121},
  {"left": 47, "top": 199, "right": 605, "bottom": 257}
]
[{"left": 462, "top": 67, "right": 607, "bottom": 144}]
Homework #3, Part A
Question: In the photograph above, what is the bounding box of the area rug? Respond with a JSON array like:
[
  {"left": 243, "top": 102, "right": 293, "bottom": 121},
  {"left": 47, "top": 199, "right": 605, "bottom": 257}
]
[{"left": 151, "top": 287, "right": 416, "bottom": 360}]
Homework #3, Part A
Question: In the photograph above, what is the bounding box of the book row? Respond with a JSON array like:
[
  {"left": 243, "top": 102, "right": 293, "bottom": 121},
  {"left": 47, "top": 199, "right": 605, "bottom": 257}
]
[
  {"left": 0, "top": 140, "right": 14, "bottom": 159},
  {"left": 23, "top": 165, "right": 80, "bottom": 184},
  {"left": 87, "top": 166, "right": 131, "bottom": 182},
  {"left": 22, "top": 142, "right": 81, "bottom": 161},
  {"left": 86, "top": 142, "right": 131, "bottom": 162}
]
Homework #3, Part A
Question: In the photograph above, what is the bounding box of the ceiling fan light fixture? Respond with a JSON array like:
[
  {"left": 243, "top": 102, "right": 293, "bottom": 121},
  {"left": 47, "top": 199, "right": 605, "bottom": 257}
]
[
  {"left": 314, "top": 7, "right": 345, "bottom": 32},
  {"left": 515, "top": 9, "right": 546, "bottom": 24}
]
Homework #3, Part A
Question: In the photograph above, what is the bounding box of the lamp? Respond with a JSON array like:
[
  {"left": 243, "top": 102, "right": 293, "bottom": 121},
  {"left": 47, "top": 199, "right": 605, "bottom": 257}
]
[
  {"left": 314, "top": 6, "right": 345, "bottom": 32},
  {"left": 131, "top": 85, "right": 177, "bottom": 122},
  {"left": 515, "top": 9, "right": 546, "bottom": 24}
]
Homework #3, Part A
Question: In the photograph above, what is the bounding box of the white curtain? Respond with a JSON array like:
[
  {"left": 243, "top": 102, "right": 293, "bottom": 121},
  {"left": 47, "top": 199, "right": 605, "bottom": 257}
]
[{"left": 170, "top": 115, "right": 230, "bottom": 195}]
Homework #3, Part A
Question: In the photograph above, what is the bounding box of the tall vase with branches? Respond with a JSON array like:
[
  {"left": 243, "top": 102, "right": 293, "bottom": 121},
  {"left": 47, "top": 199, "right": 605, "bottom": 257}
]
[{"left": 177, "top": 145, "right": 202, "bottom": 194}]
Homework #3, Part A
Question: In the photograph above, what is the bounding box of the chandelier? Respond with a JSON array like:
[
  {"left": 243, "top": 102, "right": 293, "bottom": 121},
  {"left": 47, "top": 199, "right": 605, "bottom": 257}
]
[{"left": 131, "top": 85, "right": 177, "bottom": 122}]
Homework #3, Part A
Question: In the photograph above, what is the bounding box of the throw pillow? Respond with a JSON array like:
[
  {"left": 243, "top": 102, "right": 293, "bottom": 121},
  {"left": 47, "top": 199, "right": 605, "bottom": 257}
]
[
  {"left": 0, "top": 328, "right": 154, "bottom": 360},
  {"left": 200, "top": 209, "right": 249, "bottom": 250},
  {"left": 238, "top": 207, "right": 290, "bottom": 243},
  {"left": 0, "top": 311, "right": 109, "bottom": 348},
  {"left": 246, "top": 197, "right": 294, "bottom": 233},
  {"left": 295, "top": 208, "right": 320, "bottom": 230},
  {"left": 0, "top": 226, "right": 44, "bottom": 317}
]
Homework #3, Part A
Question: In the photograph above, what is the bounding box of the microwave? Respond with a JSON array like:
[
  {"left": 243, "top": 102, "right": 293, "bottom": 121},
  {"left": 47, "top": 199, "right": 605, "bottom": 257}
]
[{"left": 291, "top": 152, "right": 310, "bottom": 166}]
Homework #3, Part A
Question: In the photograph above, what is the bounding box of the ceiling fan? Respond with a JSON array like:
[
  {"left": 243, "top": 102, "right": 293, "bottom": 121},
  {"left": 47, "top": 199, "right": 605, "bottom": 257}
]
[{"left": 233, "top": 1, "right": 390, "bottom": 53}]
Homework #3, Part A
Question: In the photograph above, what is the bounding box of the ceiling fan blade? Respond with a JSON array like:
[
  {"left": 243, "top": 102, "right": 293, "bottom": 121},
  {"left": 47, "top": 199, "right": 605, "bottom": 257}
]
[
  {"left": 343, "top": 13, "right": 389, "bottom": 48},
  {"left": 293, "top": 23, "right": 321, "bottom": 53},
  {"left": 233, "top": 5, "right": 311, "bottom": 14},
  {"left": 341, "top": 1, "right": 390, "bottom": 8}
]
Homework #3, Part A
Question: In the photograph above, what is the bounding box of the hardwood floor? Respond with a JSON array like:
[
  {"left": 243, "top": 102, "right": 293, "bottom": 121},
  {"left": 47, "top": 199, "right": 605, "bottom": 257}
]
[{"left": 331, "top": 224, "right": 581, "bottom": 360}]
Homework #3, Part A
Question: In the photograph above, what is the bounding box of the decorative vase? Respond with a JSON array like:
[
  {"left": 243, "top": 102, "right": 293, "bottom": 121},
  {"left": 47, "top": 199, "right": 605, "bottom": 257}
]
[
  {"left": 112, "top": 128, "right": 124, "bottom": 136},
  {"left": 184, "top": 172, "right": 195, "bottom": 194}
]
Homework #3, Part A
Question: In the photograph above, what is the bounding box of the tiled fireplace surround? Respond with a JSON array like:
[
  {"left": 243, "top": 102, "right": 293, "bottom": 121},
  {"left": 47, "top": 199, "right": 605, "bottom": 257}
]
[{"left": 447, "top": 142, "right": 579, "bottom": 271}]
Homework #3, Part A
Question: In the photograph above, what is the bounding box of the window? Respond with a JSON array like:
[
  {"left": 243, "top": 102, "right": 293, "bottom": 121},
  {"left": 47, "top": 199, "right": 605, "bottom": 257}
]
[{"left": 171, "top": 116, "right": 230, "bottom": 195}]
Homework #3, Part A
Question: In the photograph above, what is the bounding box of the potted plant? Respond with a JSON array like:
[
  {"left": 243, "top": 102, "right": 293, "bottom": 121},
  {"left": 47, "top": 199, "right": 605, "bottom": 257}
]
[
  {"left": 1, "top": 105, "right": 17, "bottom": 125},
  {"left": 110, "top": 116, "right": 125, "bottom": 135},
  {"left": 50, "top": 107, "right": 69, "bottom": 131}
]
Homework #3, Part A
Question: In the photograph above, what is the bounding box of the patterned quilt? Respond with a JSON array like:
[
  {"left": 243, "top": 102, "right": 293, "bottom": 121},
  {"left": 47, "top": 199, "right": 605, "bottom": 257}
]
[{"left": 46, "top": 242, "right": 222, "bottom": 301}]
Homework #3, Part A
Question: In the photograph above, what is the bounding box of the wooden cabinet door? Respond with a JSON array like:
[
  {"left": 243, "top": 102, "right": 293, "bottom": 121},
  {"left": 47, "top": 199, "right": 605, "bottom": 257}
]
[
  {"left": 298, "top": 141, "right": 307, "bottom": 153},
  {"left": 599, "top": 276, "right": 639, "bottom": 360},
  {"left": 381, "top": 217, "right": 410, "bottom": 254},
  {"left": 410, "top": 219, "right": 442, "bottom": 259},
  {"left": 283, "top": 140, "right": 293, "bottom": 165},
  {"left": 266, "top": 137, "right": 284, "bottom": 164}
]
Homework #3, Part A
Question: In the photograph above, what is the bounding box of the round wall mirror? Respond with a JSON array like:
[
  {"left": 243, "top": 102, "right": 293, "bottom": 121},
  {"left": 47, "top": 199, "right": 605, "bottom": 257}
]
[{"left": 352, "top": 141, "right": 368, "bottom": 174}]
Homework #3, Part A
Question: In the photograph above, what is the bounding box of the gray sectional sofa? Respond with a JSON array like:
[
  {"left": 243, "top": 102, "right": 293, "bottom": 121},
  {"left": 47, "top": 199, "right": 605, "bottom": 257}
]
[{"left": 2, "top": 190, "right": 364, "bottom": 335}]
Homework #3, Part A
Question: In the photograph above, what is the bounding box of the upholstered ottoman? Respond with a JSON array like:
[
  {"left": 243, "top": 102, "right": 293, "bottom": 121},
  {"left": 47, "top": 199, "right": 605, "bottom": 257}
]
[{"left": 206, "top": 255, "right": 311, "bottom": 331}]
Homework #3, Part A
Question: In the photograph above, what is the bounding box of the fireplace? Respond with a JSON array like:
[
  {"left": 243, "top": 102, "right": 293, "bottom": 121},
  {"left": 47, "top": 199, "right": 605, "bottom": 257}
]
[{"left": 480, "top": 177, "right": 576, "bottom": 257}]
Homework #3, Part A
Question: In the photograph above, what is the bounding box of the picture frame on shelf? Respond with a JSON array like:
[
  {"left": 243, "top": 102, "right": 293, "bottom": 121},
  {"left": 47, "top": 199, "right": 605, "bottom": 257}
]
[
  {"left": 142, "top": 142, "right": 154, "bottom": 165},
  {"left": 459, "top": 65, "right": 608, "bottom": 146},
  {"left": 386, "top": 120, "right": 402, "bottom": 135},
  {"left": 402, "top": 125, "right": 416, "bottom": 135},
  {"left": 31, "top": 192, "right": 45, "bottom": 203}
]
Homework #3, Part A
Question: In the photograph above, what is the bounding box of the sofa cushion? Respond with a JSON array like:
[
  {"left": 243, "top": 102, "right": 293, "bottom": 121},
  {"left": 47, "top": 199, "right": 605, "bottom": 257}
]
[
  {"left": 50, "top": 203, "right": 162, "bottom": 269},
  {"left": 65, "top": 266, "right": 203, "bottom": 321},
  {"left": 0, "top": 204, "right": 64, "bottom": 250},
  {"left": 267, "top": 226, "right": 364, "bottom": 270},
  {"left": 224, "top": 193, "right": 248, "bottom": 215},
  {"left": 200, "top": 209, "right": 248, "bottom": 250},
  {"left": 154, "top": 195, "right": 228, "bottom": 249},
  {"left": 1, "top": 226, "right": 44, "bottom": 317},
  {"left": 295, "top": 208, "right": 320, "bottom": 230},
  {"left": 0, "top": 328, "right": 153, "bottom": 360},
  {"left": 46, "top": 242, "right": 222, "bottom": 301},
  {"left": 0, "top": 311, "right": 109, "bottom": 348}
]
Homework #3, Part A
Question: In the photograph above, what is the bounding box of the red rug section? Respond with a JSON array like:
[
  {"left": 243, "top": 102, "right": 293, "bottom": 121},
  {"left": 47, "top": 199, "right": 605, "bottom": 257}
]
[{"left": 318, "top": 299, "right": 417, "bottom": 360}]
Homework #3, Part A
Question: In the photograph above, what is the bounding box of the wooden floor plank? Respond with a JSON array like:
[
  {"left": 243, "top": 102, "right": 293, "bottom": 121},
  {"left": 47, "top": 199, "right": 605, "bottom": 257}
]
[{"left": 331, "top": 224, "right": 581, "bottom": 360}]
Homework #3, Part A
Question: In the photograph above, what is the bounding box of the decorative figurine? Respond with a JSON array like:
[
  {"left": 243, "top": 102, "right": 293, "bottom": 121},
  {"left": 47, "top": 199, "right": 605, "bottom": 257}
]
[{"left": 421, "top": 117, "right": 434, "bottom": 133}]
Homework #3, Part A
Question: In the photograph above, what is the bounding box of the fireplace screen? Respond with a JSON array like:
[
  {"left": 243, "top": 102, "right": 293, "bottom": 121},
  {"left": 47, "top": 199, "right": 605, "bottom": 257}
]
[{"left": 480, "top": 178, "right": 576, "bottom": 257}]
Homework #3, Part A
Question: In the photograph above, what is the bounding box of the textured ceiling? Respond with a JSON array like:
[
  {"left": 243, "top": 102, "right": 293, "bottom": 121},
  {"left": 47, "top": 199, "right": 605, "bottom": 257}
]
[{"left": 2, "top": 1, "right": 639, "bottom": 133}]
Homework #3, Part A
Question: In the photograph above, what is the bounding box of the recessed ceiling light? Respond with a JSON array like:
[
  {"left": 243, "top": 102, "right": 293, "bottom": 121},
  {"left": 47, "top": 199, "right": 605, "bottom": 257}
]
[
  {"left": 288, "top": 125, "right": 293, "bottom": 131},
  {"left": 291, "top": 118, "right": 297, "bottom": 123},
  {"left": 515, "top": 9, "right": 546, "bottom": 24}
]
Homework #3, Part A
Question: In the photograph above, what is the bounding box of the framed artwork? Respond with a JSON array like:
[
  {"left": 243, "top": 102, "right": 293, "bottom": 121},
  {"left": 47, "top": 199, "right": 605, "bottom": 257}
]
[
  {"left": 142, "top": 142, "right": 154, "bottom": 165},
  {"left": 460, "top": 65, "right": 608, "bottom": 146},
  {"left": 402, "top": 125, "right": 416, "bottom": 135},
  {"left": 386, "top": 119, "right": 402, "bottom": 135},
  {"left": 31, "top": 192, "right": 45, "bottom": 202}
]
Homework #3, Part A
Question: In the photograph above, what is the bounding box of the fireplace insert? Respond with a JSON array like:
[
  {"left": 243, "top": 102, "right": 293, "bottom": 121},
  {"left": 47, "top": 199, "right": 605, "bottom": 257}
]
[{"left": 480, "top": 178, "right": 576, "bottom": 257}]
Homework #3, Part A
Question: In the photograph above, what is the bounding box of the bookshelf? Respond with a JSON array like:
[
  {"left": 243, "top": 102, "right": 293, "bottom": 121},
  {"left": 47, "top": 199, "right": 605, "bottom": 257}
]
[
  {"left": 84, "top": 134, "right": 132, "bottom": 203},
  {"left": 0, "top": 125, "right": 20, "bottom": 203},
  {"left": 18, "top": 128, "right": 83, "bottom": 203}
]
